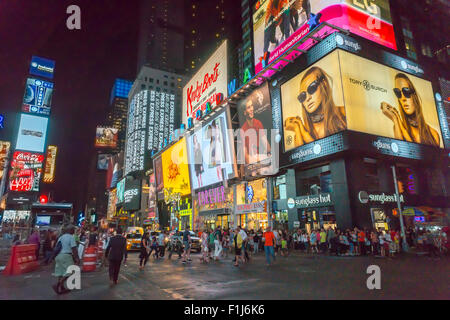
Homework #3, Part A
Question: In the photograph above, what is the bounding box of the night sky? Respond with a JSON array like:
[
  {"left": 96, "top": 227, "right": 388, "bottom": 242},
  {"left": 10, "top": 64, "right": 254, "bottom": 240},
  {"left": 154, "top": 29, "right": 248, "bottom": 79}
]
[{"left": 0, "top": 1, "right": 139, "bottom": 212}]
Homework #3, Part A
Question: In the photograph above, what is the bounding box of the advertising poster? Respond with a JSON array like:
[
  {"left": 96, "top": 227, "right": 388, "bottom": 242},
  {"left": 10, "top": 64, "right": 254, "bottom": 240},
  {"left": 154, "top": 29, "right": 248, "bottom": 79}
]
[
  {"left": 124, "top": 178, "right": 141, "bottom": 211},
  {"left": 0, "top": 141, "right": 11, "bottom": 181},
  {"left": 97, "top": 154, "right": 111, "bottom": 170},
  {"left": 148, "top": 173, "right": 157, "bottom": 209},
  {"left": 8, "top": 151, "right": 44, "bottom": 192},
  {"left": 237, "top": 82, "right": 275, "bottom": 176},
  {"left": 182, "top": 40, "right": 228, "bottom": 126},
  {"left": 252, "top": 0, "right": 396, "bottom": 74},
  {"left": 29, "top": 56, "right": 55, "bottom": 79},
  {"left": 95, "top": 127, "right": 118, "bottom": 148},
  {"left": 22, "top": 78, "right": 54, "bottom": 116},
  {"left": 107, "top": 189, "right": 117, "bottom": 221},
  {"left": 281, "top": 49, "right": 444, "bottom": 155},
  {"left": 43, "top": 145, "right": 57, "bottom": 183},
  {"left": 106, "top": 151, "right": 124, "bottom": 189},
  {"left": 187, "top": 111, "right": 235, "bottom": 190},
  {"left": 154, "top": 156, "right": 164, "bottom": 193},
  {"left": 281, "top": 50, "right": 346, "bottom": 152},
  {"left": 15, "top": 113, "right": 49, "bottom": 153},
  {"left": 116, "top": 178, "right": 125, "bottom": 204},
  {"left": 161, "top": 138, "right": 191, "bottom": 196},
  {"left": 340, "top": 50, "right": 443, "bottom": 148}
]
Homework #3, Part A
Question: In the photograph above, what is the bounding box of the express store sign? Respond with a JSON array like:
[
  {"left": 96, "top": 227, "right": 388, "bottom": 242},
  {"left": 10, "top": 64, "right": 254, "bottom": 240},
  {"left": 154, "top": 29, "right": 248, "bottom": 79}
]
[
  {"left": 182, "top": 40, "right": 228, "bottom": 127},
  {"left": 9, "top": 151, "right": 44, "bottom": 192}
]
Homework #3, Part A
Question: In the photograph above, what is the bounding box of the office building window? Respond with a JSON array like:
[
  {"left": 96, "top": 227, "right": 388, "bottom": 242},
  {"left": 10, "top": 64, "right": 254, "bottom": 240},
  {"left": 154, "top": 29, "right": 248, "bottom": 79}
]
[{"left": 363, "top": 158, "right": 379, "bottom": 192}]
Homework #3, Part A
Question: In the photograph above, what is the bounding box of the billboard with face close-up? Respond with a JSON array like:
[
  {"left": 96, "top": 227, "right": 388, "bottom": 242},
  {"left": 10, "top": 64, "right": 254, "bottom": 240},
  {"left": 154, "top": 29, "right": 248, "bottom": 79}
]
[
  {"left": 154, "top": 156, "right": 164, "bottom": 193},
  {"left": 281, "top": 49, "right": 443, "bottom": 153},
  {"left": 95, "top": 127, "right": 118, "bottom": 148},
  {"left": 252, "top": 0, "right": 396, "bottom": 74},
  {"left": 161, "top": 138, "right": 191, "bottom": 196},
  {"left": 15, "top": 113, "right": 48, "bottom": 153},
  {"left": 237, "top": 82, "right": 275, "bottom": 176},
  {"left": 187, "top": 110, "right": 236, "bottom": 190}
]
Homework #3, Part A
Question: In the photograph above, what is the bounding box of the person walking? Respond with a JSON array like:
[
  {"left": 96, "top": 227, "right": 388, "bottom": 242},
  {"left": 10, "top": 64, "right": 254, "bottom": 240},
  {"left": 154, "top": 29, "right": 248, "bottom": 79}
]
[
  {"left": 253, "top": 231, "right": 260, "bottom": 254},
  {"left": 139, "top": 232, "right": 150, "bottom": 270},
  {"left": 239, "top": 227, "right": 249, "bottom": 262},
  {"left": 182, "top": 225, "right": 192, "bottom": 264},
  {"left": 233, "top": 227, "right": 244, "bottom": 267},
  {"left": 43, "top": 230, "right": 56, "bottom": 265},
  {"left": 263, "top": 226, "right": 276, "bottom": 266},
  {"left": 105, "top": 227, "right": 127, "bottom": 285},
  {"left": 28, "top": 228, "right": 41, "bottom": 260},
  {"left": 200, "top": 230, "right": 209, "bottom": 263},
  {"left": 52, "top": 225, "right": 80, "bottom": 294},
  {"left": 157, "top": 231, "right": 166, "bottom": 258},
  {"left": 213, "top": 226, "right": 223, "bottom": 261}
]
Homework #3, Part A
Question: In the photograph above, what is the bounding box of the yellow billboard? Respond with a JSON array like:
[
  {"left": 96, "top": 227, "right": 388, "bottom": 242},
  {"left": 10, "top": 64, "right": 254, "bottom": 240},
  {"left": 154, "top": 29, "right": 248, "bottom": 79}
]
[
  {"left": 43, "top": 145, "right": 57, "bottom": 183},
  {"left": 0, "top": 141, "right": 11, "bottom": 181},
  {"left": 161, "top": 138, "right": 191, "bottom": 196},
  {"left": 281, "top": 49, "right": 443, "bottom": 151}
]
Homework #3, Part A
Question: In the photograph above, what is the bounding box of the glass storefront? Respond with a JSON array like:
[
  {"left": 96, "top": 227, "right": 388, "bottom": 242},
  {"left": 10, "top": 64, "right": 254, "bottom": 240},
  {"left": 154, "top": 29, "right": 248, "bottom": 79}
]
[{"left": 299, "top": 206, "right": 337, "bottom": 233}]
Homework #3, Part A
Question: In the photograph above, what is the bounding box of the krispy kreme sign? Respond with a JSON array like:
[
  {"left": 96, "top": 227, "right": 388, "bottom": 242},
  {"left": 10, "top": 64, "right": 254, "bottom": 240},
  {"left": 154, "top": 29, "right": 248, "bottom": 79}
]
[{"left": 182, "top": 40, "right": 228, "bottom": 126}]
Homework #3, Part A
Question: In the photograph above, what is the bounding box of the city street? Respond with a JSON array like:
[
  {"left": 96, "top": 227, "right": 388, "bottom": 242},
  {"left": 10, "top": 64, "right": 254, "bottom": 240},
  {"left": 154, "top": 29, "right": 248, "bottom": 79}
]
[{"left": 0, "top": 251, "right": 448, "bottom": 300}]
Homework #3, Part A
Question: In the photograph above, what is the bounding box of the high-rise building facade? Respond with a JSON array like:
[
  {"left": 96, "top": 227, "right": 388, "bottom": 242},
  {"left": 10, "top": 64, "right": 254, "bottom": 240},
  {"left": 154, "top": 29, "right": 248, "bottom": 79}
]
[{"left": 107, "top": 79, "right": 133, "bottom": 153}]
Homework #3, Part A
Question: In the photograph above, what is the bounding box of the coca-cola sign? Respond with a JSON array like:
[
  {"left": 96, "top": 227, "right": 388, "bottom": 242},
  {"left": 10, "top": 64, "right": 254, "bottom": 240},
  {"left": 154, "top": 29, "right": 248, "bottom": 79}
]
[
  {"left": 9, "top": 151, "right": 44, "bottom": 192},
  {"left": 182, "top": 40, "right": 228, "bottom": 126}
]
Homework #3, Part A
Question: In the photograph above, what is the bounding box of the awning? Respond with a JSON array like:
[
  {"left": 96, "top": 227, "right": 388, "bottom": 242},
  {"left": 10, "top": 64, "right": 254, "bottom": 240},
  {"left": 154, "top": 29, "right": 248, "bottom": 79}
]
[{"left": 402, "top": 207, "right": 426, "bottom": 216}]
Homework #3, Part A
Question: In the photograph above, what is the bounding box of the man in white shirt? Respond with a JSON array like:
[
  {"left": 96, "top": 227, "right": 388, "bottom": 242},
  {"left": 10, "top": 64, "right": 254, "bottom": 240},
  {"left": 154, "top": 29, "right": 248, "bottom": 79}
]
[
  {"left": 238, "top": 227, "right": 248, "bottom": 261},
  {"left": 157, "top": 232, "right": 166, "bottom": 258}
]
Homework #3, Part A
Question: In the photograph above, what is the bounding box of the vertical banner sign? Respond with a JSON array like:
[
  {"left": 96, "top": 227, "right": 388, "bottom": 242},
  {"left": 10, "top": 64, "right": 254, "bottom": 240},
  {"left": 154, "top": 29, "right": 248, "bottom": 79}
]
[
  {"left": 43, "top": 145, "right": 57, "bottom": 183},
  {"left": 0, "top": 141, "right": 11, "bottom": 181}
]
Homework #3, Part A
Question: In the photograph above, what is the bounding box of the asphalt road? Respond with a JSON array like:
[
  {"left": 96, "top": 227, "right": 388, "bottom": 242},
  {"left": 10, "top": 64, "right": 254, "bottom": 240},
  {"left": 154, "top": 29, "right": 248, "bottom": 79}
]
[{"left": 0, "top": 250, "right": 448, "bottom": 300}]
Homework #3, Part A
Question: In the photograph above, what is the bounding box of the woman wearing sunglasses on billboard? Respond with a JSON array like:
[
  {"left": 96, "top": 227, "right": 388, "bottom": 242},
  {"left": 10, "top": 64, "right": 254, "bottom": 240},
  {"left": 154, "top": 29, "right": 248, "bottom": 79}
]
[
  {"left": 380, "top": 73, "right": 440, "bottom": 147},
  {"left": 284, "top": 66, "right": 346, "bottom": 147}
]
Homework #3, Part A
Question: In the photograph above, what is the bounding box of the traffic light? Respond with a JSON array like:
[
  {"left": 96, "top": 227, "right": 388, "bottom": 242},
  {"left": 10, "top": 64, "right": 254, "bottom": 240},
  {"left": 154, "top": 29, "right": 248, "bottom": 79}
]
[{"left": 39, "top": 194, "right": 48, "bottom": 204}]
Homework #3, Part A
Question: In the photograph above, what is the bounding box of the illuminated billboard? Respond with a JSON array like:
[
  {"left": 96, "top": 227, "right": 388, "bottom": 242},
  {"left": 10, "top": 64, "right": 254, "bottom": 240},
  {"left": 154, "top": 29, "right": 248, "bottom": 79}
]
[
  {"left": 161, "top": 138, "right": 191, "bottom": 196},
  {"left": 154, "top": 156, "right": 164, "bottom": 193},
  {"left": 124, "top": 90, "right": 176, "bottom": 175},
  {"left": 0, "top": 141, "right": 11, "bottom": 181},
  {"left": 148, "top": 173, "right": 157, "bottom": 209},
  {"left": 106, "top": 152, "right": 124, "bottom": 189},
  {"left": 187, "top": 110, "right": 236, "bottom": 190},
  {"left": 107, "top": 189, "right": 117, "bottom": 221},
  {"left": 116, "top": 178, "right": 126, "bottom": 204},
  {"left": 95, "top": 127, "right": 118, "bottom": 148},
  {"left": 97, "top": 154, "right": 111, "bottom": 170},
  {"left": 124, "top": 178, "right": 141, "bottom": 211},
  {"left": 8, "top": 151, "right": 45, "bottom": 192},
  {"left": 15, "top": 113, "right": 48, "bottom": 153},
  {"left": 281, "top": 50, "right": 443, "bottom": 154},
  {"left": 182, "top": 40, "right": 228, "bottom": 126},
  {"left": 22, "top": 78, "right": 54, "bottom": 116},
  {"left": 237, "top": 82, "right": 277, "bottom": 177},
  {"left": 43, "top": 145, "right": 57, "bottom": 183},
  {"left": 253, "top": 0, "right": 396, "bottom": 74},
  {"left": 29, "top": 56, "right": 55, "bottom": 79}
]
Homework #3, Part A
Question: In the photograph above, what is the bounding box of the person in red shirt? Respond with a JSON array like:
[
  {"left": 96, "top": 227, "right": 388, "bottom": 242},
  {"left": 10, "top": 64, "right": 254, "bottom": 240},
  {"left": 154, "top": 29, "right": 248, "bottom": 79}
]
[
  {"left": 358, "top": 229, "right": 366, "bottom": 256},
  {"left": 240, "top": 96, "right": 271, "bottom": 164},
  {"left": 263, "top": 226, "right": 276, "bottom": 266}
]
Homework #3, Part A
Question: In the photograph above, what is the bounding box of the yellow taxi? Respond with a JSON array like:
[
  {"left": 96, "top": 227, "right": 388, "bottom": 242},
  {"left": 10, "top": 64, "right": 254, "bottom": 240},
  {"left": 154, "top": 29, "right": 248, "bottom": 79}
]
[{"left": 126, "top": 227, "right": 144, "bottom": 251}]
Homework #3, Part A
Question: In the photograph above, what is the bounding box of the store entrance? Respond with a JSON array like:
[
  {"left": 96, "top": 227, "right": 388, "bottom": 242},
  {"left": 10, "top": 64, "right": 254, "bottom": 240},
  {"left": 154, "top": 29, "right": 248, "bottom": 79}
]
[
  {"left": 300, "top": 207, "right": 337, "bottom": 233},
  {"left": 370, "top": 208, "right": 389, "bottom": 231}
]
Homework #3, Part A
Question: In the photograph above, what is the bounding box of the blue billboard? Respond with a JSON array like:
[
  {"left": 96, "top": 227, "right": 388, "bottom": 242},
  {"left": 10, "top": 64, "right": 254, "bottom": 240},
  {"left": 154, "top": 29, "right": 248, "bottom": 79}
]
[
  {"left": 22, "top": 78, "right": 54, "bottom": 116},
  {"left": 29, "top": 56, "right": 55, "bottom": 79}
]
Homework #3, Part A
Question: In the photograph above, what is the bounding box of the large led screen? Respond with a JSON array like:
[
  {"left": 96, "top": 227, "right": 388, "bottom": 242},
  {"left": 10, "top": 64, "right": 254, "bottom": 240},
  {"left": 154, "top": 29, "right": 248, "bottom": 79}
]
[
  {"left": 15, "top": 114, "right": 48, "bottom": 153},
  {"left": 116, "top": 178, "right": 125, "bottom": 204},
  {"left": 187, "top": 110, "right": 236, "bottom": 190},
  {"left": 124, "top": 178, "right": 141, "bottom": 211},
  {"left": 0, "top": 141, "right": 11, "bottom": 181},
  {"left": 22, "top": 78, "right": 54, "bottom": 116},
  {"left": 281, "top": 50, "right": 443, "bottom": 153},
  {"left": 8, "top": 151, "right": 44, "bottom": 192},
  {"left": 95, "top": 127, "right": 118, "bottom": 148},
  {"left": 161, "top": 138, "right": 191, "bottom": 196},
  {"left": 154, "top": 156, "right": 164, "bottom": 193},
  {"left": 182, "top": 40, "right": 228, "bottom": 126},
  {"left": 253, "top": 0, "right": 396, "bottom": 74},
  {"left": 97, "top": 154, "right": 111, "bottom": 170},
  {"left": 106, "top": 151, "right": 124, "bottom": 189},
  {"left": 237, "top": 82, "right": 275, "bottom": 177}
]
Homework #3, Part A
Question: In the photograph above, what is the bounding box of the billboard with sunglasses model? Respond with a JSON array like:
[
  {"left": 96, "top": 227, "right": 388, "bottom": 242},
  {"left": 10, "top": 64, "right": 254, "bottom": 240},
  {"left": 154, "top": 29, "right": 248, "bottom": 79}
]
[{"left": 281, "top": 49, "right": 444, "bottom": 152}]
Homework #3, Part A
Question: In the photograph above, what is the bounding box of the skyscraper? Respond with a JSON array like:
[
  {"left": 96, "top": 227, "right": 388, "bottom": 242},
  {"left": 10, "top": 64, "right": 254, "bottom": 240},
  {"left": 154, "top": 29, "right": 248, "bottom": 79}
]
[{"left": 107, "top": 79, "right": 133, "bottom": 153}]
